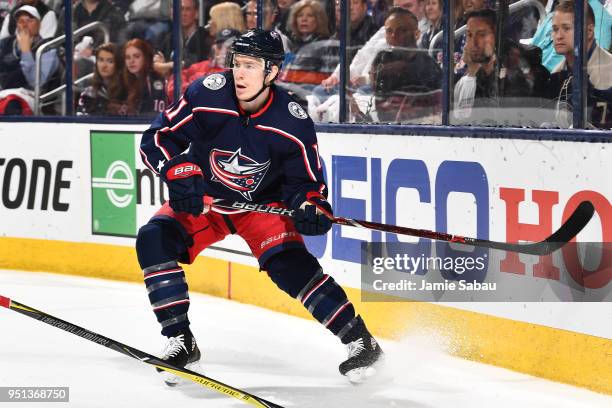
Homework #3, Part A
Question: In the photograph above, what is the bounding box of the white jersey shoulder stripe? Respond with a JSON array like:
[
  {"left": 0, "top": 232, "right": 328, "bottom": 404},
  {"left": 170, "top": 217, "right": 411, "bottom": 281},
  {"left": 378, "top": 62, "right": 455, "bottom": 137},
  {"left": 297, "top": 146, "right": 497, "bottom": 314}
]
[
  {"left": 193, "top": 106, "right": 239, "bottom": 116},
  {"left": 153, "top": 113, "right": 194, "bottom": 162}
]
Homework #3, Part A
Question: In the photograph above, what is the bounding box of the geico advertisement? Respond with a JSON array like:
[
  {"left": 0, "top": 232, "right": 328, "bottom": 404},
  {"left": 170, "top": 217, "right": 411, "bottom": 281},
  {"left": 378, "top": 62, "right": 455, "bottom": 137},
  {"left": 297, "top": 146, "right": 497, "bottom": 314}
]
[{"left": 87, "top": 130, "right": 611, "bottom": 294}]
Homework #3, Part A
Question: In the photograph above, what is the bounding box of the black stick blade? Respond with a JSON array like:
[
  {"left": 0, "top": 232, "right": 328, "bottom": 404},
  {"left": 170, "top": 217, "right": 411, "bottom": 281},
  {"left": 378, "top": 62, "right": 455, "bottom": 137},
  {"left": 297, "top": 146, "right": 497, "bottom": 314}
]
[{"left": 487, "top": 200, "right": 596, "bottom": 256}]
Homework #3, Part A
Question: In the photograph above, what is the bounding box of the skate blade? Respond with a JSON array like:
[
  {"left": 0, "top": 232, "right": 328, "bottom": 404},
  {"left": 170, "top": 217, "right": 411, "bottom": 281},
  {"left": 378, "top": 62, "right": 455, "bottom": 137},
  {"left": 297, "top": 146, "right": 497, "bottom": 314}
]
[
  {"left": 346, "top": 366, "right": 378, "bottom": 384},
  {"left": 161, "top": 360, "right": 203, "bottom": 387},
  {"left": 345, "top": 357, "right": 388, "bottom": 385}
]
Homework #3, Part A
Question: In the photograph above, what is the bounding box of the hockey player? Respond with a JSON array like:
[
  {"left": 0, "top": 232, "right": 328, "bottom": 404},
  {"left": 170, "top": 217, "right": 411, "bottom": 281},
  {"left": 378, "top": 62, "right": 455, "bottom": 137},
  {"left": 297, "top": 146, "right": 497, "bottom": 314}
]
[{"left": 136, "top": 29, "right": 383, "bottom": 384}]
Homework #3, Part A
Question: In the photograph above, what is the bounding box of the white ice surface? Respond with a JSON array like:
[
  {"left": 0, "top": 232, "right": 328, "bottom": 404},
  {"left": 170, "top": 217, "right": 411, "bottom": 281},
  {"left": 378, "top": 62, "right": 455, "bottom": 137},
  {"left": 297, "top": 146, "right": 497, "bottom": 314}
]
[{"left": 0, "top": 269, "right": 610, "bottom": 408}]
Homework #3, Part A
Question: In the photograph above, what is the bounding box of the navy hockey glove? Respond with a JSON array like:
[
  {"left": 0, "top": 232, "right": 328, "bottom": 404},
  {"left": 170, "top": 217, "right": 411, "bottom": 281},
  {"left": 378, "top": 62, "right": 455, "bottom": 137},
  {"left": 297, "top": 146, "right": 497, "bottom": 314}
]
[
  {"left": 160, "top": 155, "right": 207, "bottom": 216},
  {"left": 292, "top": 193, "right": 333, "bottom": 236}
]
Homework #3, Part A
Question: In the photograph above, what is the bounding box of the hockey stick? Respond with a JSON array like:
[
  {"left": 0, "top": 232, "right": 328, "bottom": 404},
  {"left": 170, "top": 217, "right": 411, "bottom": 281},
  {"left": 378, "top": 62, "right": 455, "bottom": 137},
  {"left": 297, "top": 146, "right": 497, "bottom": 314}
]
[
  {"left": 210, "top": 198, "right": 595, "bottom": 256},
  {"left": 0, "top": 295, "right": 284, "bottom": 408}
]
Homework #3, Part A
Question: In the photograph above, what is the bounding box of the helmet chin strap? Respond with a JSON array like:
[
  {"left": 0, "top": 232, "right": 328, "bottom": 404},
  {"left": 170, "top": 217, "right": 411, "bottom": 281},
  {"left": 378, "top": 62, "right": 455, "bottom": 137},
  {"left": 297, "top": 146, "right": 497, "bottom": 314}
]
[{"left": 242, "top": 63, "right": 279, "bottom": 103}]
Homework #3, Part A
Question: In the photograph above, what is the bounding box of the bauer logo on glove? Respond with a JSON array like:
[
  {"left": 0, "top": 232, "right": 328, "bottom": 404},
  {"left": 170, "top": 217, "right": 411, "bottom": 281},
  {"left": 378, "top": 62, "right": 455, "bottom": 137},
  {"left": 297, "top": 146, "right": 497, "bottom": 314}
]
[
  {"left": 167, "top": 164, "right": 203, "bottom": 180},
  {"left": 160, "top": 155, "right": 207, "bottom": 216}
]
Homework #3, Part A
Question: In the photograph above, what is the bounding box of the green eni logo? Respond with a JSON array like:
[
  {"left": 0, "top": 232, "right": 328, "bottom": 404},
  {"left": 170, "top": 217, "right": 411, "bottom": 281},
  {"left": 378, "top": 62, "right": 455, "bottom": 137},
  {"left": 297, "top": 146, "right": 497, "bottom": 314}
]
[
  {"left": 92, "top": 160, "right": 135, "bottom": 208},
  {"left": 90, "top": 131, "right": 137, "bottom": 237}
]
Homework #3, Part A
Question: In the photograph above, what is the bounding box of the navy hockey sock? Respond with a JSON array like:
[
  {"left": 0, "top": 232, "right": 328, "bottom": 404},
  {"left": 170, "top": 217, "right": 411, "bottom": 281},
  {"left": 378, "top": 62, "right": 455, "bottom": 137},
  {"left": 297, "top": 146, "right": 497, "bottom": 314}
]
[
  {"left": 297, "top": 270, "right": 356, "bottom": 336},
  {"left": 136, "top": 220, "right": 191, "bottom": 336},
  {"left": 265, "top": 250, "right": 356, "bottom": 337},
  {"left": 143, "top": 261, "right": 191, "bottom": 336}
]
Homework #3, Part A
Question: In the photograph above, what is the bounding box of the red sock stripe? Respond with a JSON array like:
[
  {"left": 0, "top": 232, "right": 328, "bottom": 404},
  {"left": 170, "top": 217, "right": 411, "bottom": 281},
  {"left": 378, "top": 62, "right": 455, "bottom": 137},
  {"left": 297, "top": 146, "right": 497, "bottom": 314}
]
[
  {"left": 301, "top": 275, "right": 330, "bottom": 304},
  {"left": 325, "top": 301, "right": 351, "bottom": 328},
  {"left": 153, "top": 299, "right": 190, "bottom": 312},
  {"left": 144, "top": 268, "right": 183, "bottom": 280}
]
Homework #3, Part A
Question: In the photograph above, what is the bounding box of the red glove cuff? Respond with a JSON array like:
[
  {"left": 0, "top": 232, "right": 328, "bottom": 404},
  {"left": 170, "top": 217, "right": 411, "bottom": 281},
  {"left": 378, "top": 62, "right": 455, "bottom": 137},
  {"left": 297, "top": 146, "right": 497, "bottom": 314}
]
[
  {"left": 165, "top": 162, "right": 203, "bottom": 180},
  {"left": 305, "top": 191, "right": 333, "bottom": 219}
]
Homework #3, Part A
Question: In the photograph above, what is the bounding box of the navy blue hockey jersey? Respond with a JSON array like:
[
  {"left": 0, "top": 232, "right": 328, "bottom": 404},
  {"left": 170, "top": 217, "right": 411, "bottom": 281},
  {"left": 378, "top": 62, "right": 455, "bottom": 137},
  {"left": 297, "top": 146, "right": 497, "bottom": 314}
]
[{"left": 140, "top": 71, "right": 327, "bottom": 210}]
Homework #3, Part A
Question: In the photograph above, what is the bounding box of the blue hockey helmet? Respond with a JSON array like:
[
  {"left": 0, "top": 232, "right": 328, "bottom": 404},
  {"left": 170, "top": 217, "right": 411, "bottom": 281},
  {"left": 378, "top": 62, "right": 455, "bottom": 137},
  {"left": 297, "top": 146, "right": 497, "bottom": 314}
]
[{"left": 229, "top": 29, "right": 285, "bottom": 73}]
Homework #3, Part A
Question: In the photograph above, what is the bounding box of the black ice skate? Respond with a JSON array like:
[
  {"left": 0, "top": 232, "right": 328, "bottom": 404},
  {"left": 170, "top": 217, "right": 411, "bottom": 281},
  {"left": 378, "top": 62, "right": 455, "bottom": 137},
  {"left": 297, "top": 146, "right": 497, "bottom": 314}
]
[
  {"left": 156, "top": 327, "right": 202, "bottom": 386},
  {"left": 339, "top": 317, "right": 384, "bottom": 384}
]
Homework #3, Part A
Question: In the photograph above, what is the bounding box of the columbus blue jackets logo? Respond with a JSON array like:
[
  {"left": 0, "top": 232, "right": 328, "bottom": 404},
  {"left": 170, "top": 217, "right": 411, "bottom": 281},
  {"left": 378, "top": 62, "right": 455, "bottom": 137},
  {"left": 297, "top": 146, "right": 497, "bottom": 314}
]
[
  {"left": 210, "top": 148, "right": 271, "bottom": 200},
  {"left": 203, "top": 73, "right": 226, "bottom": 90},
  {"left": 288, "top": 101, "right": 307, "bottom": 119}
]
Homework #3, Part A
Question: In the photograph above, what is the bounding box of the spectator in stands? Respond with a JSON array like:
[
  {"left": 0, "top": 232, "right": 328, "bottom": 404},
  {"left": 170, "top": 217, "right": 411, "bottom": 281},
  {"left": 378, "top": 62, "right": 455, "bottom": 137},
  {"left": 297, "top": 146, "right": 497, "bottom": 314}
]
[
  {"left": 286, "top": 0, "right": 330, "bottom": 49},
  {"left": 370, "top": 8, "right": 441, "bottom": 96},
  {"left": 77, "top": 42, "right": 127, "bottom": 115},
  {"left": 244, "top": 0, "right": 290, "bottom": 50},
  {"left": 460, "top": 0, "right": 485, "bottom": 17},
  {"left": 208, "top": 2, "right": 246, "bottom": 36},
  {"left": 122, "top": 38, "right": 167, "bottom": 116},
  {"left": 506, "top": 0, "right": 542, "bottom": 43},
  {"left": 154, "top": 0, "right": 214, "bottom": 78},
  {"left": 166, "top": 28, "right": 240, "bottom": 100},
  {"left": 0, "top": 0, "right": 17, "bottom": 30},
  {"left": 56, "top": 0, "right": 125, "bottom": 44},
  {"left": 453, "top": 9, "right": 497, "bottom": 118},
  {"left": 201, "top": 0, "right": 242, "bottom": 22},
  {"left": 391, "top": 0, "right": 427, "bottom": 47},
  {"left": 531, "top": 0, "right": 611, "bottom": 71},
  {"left": 279, "top": 0, "right": 337, "bottom": 91},
  {"left": 245, "top": 0, "right": 279, "bottom": 30},
  {"left": 420, "top": 0, "right": 441, "bottom": 50},
  {"left": 370, "top": 0, "right": 392, "bottom": 28},
  {"left": 56, "top": 0, "right": 126, "bottom": 79},
  {"left": 545, "top": 0, "right": 612, "bottom": 128},
  {"left": 368, "top": 46, "right": 442, "bottom": 122},
  {"left": 453, "top": 0, "right": 487, "bottom": 70},
  {"left": 453, "top": 9, "right": 534, "bottom": 122},
  {"left": 318, "top": 0, "right": 421, "bottom": 93},
  {"left": 309, "top": 7, "right": 425, "bottom": 121},
  {"left": 323, "top": 0, "right": 378, "bottom": 80},
  {"left": 331, "top": 0, "right": 378, "bottom": 57},
  {"left": 0, "top": 5, "right": 59, "bottom": 114},
  {"left": 124, "top": 0, "right": 171, "bottom": 49},
  {"left": 0, "top": 0, "right": 56, "bottom": 40},
  {"left": 521, "top": 43, "right": 550, "bottom": 99},
  {"left": 276, "top": 0, "right": 297, "bottom": 35}
]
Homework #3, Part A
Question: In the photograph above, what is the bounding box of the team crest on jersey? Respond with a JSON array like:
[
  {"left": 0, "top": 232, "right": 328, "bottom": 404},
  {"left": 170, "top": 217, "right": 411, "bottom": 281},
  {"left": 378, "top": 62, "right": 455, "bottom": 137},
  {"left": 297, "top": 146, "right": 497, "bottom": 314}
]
[
  {"left": 153, "top": 80, "right": 164, "bottom": 90},
  {"left": 203, "top": 73, "right": 226, "bottom": 90},
  {"left": 210, "top": 148, "right": 271, "bottom": 200},
  {"left": 288, "top": 101, "right": 307, "bottom": 119}
]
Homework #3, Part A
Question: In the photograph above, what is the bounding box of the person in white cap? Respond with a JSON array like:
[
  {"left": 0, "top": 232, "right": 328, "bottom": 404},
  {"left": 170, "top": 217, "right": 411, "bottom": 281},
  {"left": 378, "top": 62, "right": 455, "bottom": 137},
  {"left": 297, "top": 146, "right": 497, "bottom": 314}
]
[
  {"left": 0, "top": 4, "right": 59, "bottom": 113},
  {"left": 0, "top": 0, "right": 57, "bottom": 40}
]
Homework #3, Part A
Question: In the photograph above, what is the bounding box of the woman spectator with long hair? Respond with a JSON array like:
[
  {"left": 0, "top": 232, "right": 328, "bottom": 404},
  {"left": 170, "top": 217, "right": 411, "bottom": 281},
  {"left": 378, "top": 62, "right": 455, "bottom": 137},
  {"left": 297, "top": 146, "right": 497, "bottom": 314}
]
[
  {"left": 122, "top": 38, "right": 167, "bottom": 116},
  {"left": 77, "top": 42, "right": 127, "bottom": 115},
  {"left": 286, "top": 0, "right": 329, "bottom": 50},
  {"left": 278, "top": 0, "right": 337, "bottom": 93},
  {"left": 208, "top": 2, "right": 245, "bottom": 36},
  {"left": 421, "top": 0, "right": 442, "bottom": 51}
]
